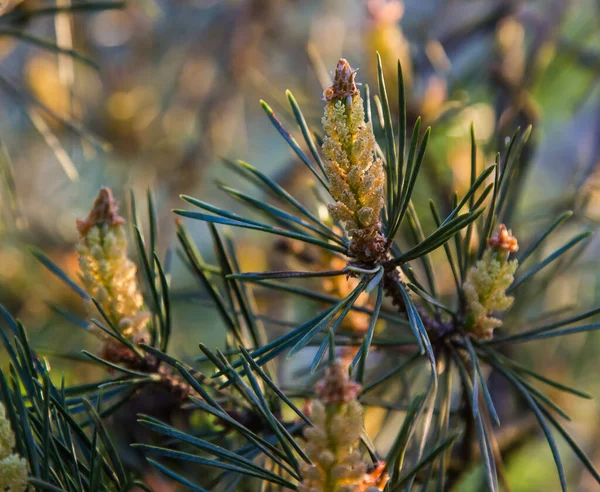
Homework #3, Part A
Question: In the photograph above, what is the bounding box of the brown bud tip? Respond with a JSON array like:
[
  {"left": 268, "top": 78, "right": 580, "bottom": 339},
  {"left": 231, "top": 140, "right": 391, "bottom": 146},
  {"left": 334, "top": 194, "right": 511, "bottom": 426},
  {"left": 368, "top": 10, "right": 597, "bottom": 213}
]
[
  {"left": 76, "top": 187, "right": 125, "bottom": 236},
  {"left": 323, "top": 58, "right": 360, "bottom": 102},
  {"left": 488, "top": 224, "right": 518, "bottom": 253},
  {"left": 315, "top": 360, "right": 361, "bottom": 404}
]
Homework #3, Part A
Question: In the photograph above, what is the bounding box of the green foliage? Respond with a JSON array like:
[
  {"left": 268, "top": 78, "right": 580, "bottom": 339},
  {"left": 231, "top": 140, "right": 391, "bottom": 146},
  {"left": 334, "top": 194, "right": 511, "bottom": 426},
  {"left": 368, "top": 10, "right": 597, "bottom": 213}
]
[
  {"left": 0, "top": 9, "right": 598, "bottom": 491},
  {"left": 154, "top": 55, "right": 597, "bottom": 492},
  {"left": 0, "top": 306, "right": 134, "bottom": 491}
]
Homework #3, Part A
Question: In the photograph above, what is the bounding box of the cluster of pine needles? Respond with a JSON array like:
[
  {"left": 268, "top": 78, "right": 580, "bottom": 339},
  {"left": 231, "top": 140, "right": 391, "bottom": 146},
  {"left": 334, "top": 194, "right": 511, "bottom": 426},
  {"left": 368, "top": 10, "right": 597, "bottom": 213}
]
[{"left": 0, "top": 7, "right": 599, "bottom": 490}]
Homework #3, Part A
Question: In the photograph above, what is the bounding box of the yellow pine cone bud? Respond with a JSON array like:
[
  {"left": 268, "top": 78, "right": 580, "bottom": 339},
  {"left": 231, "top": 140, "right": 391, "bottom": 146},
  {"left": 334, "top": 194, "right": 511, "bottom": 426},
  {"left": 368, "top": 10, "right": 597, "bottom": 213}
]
[
  {"left": 76, "top": 187, "right": 148, "bottom": 339},
  {"left": 0, "top": 403, "right": 28, "bottom": 492},
  {"left": 322, "top": 59, "right": 386, "bottom": 263},
  {"left": 464, "top": 225, "right": 519, "bottom": 340},
  {"left": 299, "top": 362, "right": 388, "bottom": 492}
]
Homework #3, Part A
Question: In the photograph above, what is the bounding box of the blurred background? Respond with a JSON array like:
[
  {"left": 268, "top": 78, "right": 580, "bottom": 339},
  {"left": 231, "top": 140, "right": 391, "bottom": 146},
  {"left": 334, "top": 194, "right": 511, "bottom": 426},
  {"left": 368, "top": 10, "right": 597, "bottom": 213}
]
[{"left": 0, "top": 0, "right": 598, "bottom": 490}]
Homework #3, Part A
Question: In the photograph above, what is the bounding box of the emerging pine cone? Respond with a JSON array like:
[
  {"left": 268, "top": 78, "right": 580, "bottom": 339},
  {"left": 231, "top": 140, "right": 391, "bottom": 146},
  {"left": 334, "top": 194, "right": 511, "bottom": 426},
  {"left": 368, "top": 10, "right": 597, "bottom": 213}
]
[
  {"left": 322, "top": 59, "right": 387, "bottom": 264},
  {"left": 464, "top": 224, "right": 519, "bottom": 340},
  {"left": 76, "top": 187, "right": 149, "bottom": 339},
  {"left": 299, "top": 361, "right": 388, "bottom": 492}
]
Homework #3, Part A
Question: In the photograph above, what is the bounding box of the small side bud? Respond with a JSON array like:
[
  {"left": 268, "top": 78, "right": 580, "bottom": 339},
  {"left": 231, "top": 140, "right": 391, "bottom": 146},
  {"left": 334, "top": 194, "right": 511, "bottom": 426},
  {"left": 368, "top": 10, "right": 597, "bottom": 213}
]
[{"left": 464, "top": 224, "right": 519, "bottom": 340}]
